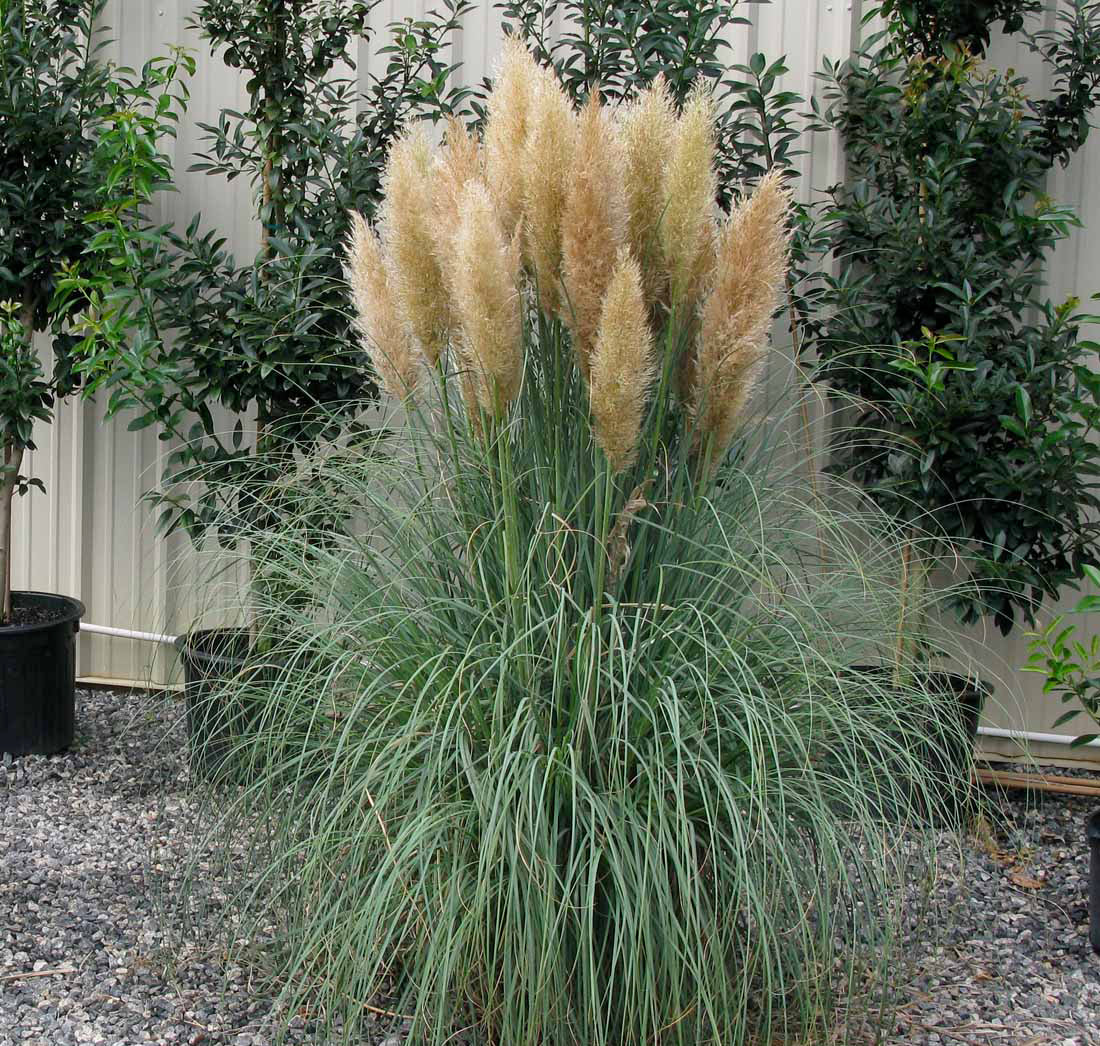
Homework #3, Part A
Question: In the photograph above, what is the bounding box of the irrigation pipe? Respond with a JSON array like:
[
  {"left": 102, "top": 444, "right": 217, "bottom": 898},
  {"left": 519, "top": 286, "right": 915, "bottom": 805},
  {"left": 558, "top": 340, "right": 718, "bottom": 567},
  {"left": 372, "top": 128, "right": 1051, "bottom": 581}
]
[
  {"left": 977, "top": 725, "right": 1100, "bottom": 749},
  {"left": 79, "top": 622, "right": 178, "bottom": 645},
  {"left": 74, "top": 627, "right": 1100, "bottom": 752}
]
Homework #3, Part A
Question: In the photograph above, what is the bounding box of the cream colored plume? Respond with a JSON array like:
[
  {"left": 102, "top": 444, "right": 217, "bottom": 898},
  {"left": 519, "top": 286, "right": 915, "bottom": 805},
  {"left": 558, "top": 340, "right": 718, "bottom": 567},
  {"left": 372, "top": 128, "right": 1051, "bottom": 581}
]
[
  {"left": 589, "top": 250, "right": 655, "bottom": 472},
  {"left": 561, "top": 93, "right": 627, "bottom": 380},
  {"left": 618, "top": 76, "right": 676, "bottom": 306},
  {"left": 484, "top": 37, "right": 537, "bottom": 238},
  {"left": 380, "top": 127, "right": 451, "bottom": 364},
  {"left": 432, "top": 115, "right": 482, "bottom": 266},
  {"left": 450, "top": 181, "right": 524, "bottom": 416},
  {"left": 345, "top": 211, "right": 421, "bottom": 401},
  {"left": 522, "top": 66, "right": 576, "bottom": 315},
  {"left": 694, "top": 170, "right": 792, "bottom": 458},
  {"left": 660, "top": 82, "right": 718, "bottom": 313}
]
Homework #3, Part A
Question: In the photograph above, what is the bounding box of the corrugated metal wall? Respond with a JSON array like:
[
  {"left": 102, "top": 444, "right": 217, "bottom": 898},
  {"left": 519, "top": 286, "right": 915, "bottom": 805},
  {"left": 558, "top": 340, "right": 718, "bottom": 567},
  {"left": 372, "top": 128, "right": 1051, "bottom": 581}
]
[{"left": 13, "top": 1, "right": 1100, "bottom": 763}]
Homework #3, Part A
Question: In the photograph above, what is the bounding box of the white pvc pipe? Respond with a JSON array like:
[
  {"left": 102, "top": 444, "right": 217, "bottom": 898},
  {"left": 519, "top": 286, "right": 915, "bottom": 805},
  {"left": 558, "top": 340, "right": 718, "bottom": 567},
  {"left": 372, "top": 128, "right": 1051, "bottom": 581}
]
[
  {"left": 978, "top": 725, "right": 1100, "bottom": 749},
  {"left": 65, "top": 629, "right": 1100, "bottom": 752},
  {"left": 79, "top": 622, "right": 178, "bottom": 646}
]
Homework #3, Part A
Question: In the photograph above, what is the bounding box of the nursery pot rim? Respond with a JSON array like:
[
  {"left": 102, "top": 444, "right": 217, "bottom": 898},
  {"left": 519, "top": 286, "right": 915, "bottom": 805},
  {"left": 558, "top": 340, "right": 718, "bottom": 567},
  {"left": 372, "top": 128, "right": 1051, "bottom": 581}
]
[
  {"left": 0, "top": 591, "right": 85, "bottom": 637},
  {"left": 174, "top": 626, "right": 253, "bottom": 671},
  {"left": 843, "top": 664, "right": 992, "bottom": 696}
]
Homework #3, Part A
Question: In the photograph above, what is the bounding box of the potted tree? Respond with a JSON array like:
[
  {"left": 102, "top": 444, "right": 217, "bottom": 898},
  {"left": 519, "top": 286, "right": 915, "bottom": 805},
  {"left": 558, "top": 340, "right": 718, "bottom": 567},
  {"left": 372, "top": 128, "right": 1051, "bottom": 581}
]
[
  {"left": 0, "top": 0, "right": 192, "bottom": 755},
  {"left": 66, "top": 0, "right": 472, "bottom": 775},
  {"left": 0, "top": 0, "right": 114, "bottom": 755},
  {"left": 798, "top": 0, "right": 1100, "bottom": 795}
]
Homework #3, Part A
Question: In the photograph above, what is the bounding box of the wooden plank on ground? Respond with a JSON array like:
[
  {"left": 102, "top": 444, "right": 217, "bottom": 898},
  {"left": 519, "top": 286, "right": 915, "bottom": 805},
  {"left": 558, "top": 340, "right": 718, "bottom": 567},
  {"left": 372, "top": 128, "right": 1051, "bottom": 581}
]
[{"left": 975, "top": 767, "right": 1100, "bottom": 798}]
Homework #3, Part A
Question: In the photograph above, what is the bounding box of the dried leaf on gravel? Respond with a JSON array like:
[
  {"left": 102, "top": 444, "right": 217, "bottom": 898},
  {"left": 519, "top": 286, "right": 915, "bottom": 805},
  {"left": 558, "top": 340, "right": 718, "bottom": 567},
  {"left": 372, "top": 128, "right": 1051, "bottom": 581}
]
[{"left": 1008, "top": 870, "right": 1045, "bottom": 889}]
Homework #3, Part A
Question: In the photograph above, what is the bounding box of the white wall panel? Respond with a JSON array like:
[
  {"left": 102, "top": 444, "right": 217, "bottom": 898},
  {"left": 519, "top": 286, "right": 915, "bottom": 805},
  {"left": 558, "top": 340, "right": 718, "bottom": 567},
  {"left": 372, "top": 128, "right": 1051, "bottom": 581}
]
[{"left": 12, "top": 1, "right": 1100, "bottom": 764}]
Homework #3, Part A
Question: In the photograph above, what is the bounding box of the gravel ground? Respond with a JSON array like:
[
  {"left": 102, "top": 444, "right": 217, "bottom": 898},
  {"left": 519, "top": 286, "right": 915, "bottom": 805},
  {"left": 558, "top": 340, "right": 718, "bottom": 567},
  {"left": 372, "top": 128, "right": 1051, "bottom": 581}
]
[
  {"left": 2, "top": 688, "right": 1099, "bottom": 1045},
  {"left": 890, "top": 765, "right": 1100, "bottom": 1045},
  {"left": 0, "top": 689, "right": 374, "bottom": 1046}
]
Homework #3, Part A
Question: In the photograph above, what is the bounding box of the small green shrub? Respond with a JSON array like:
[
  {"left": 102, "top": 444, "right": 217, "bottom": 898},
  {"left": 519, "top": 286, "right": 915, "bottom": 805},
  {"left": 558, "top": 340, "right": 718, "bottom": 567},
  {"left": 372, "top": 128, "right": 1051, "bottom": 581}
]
[{"left": 1024, "top": 563, "right": 1100, "bottom": 746}]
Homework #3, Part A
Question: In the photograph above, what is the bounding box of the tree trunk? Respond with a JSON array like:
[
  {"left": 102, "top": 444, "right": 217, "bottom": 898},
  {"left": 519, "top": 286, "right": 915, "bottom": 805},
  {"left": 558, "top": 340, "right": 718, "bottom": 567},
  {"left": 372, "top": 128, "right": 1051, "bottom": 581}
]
[
  {"left": 0, "top": 443, "right": 24, "bottom": 626},
  {"left": 2, "top": 295, "right": 35, "bottom": 626}
]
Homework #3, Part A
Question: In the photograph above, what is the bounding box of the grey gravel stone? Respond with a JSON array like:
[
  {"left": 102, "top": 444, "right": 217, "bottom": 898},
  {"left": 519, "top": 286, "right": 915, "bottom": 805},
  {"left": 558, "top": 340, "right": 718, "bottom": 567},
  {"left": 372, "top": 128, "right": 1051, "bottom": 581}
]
[
  {"left": 0, "top": 689, "right": 370, "bottom": 1046},
  {"left": 4, "top": 692, "right": 1099, "bottom": 1044},
  {"left": 888, "top": 763, "right": 1100, "bottom": 1044}
]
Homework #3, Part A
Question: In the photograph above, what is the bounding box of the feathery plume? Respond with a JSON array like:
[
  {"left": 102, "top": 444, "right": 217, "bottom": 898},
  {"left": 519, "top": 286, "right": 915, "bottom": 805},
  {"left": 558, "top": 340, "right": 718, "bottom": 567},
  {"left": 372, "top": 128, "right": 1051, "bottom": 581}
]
[
  {"left": 618, "top": 76, "right": 676, "bottom": 306},
  {"left": 522, "top": 66, "right": 576, "bottom": 315},
  {"left": 694, "top": 170, "right": 792, "bottom": 457},
  {"left": 660, "top": 81, "right": 718, "bottom": 313},
  {"left": 432, "top": 115, "right": 482, "bottom": 265},
  {"left": 561, "top": 93, "right": 627, "bottom": 380},
  {"left": 345, "top": 211, "right": 421, "bottom": 401},
  {"left": 484, "top": 37, "right": 536, "bottom": 237},
  {"left": 450, "top": 181, "right": 524, "bottom": 417},
  {"left": 589, "top": 250, "right": 656, "bottom": 472},
  {"left": 381, "top": 127, "right": 451, "bottom": 364}
]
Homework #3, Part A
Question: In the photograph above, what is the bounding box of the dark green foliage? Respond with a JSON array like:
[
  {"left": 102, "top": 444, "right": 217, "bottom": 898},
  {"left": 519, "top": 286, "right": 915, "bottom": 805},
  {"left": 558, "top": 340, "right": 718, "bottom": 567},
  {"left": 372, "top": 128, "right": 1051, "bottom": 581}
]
[
  {"left": 1, "top": 0, "right": 188, "bottom": 439},
  {"left": 877, "top": 1, "right": 1100, "bottom": 163},
  {"left": 0, "top": 0, "right": 112, "bottom": 388},
  {"left": 497, "top": 0, "right": 746, "bottom": 105},
  {"left": 1029, "top": 1, "right": 1100, "bottom": 163},
  {"left": 71, "top": 0, "right": 472, "bottom": 545},
  {"left": 802, "top": 1, "right": 1100, "bottom": 635},
  {"left": 879, "top": 0, "right": 1042, "bottom": 54}
]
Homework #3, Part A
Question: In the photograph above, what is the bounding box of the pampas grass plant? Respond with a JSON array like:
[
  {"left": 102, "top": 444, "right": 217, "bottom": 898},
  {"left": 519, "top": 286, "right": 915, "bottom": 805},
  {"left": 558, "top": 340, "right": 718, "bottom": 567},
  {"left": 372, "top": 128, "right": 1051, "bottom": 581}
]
[{"left": 176, "top": 43, "right": 975, "bottom": 1046}]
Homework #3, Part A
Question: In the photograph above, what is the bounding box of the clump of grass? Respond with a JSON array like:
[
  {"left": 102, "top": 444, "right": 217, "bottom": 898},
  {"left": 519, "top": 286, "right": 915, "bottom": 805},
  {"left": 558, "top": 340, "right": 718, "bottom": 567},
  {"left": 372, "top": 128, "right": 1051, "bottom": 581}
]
[{"left": 177, "top": 44, "right": 975, "bottom": 1046}]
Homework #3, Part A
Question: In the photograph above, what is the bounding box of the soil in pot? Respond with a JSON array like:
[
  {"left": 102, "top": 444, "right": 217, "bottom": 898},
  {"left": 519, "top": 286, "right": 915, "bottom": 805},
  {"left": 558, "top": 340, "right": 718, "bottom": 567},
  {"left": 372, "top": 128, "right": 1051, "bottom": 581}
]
[{"left": 0, "top": 591, "right": 85, "bottom": 756}]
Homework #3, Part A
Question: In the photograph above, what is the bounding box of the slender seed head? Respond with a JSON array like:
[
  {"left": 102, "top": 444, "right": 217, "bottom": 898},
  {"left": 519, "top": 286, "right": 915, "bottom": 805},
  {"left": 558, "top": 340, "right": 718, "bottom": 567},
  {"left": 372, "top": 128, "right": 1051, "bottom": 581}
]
[
  {"left": 484, "top": 37, "right": 537, "bottom": 237},
  {"left": 695, "top": 170, "right": 792, "bottom": 457},
  {"left": 381, "top": 127, "right": 451, "bottom": 364},
  {"left": 450, "top": 181, "right": 524, "bottom": 417},
  {"left": 661, "top": 81, "right": 718, "bottom": 313},
  {"left": 345, "top": 211, "right": 421, "bottom": 401},
  {"left": 618, "top": 76, "right": 677, "bottom": 307},
  {"left": 561, "top": 93, "right": 627, "bottom": 380},
  {"left": 432, "top": 115, "right": 482, "bottom": 269},
  {"left": 522, "top": 67, "right": 577, "bottom": 315},
  {"left": 590, "top": 249, "right": 656, "bottom": 472}
]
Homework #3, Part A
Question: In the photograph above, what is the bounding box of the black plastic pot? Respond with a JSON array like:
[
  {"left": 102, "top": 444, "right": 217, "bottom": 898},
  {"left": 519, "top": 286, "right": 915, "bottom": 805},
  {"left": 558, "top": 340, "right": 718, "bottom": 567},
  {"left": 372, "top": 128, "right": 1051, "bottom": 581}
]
[
  {"left": 0, "top": 591, "right": 85, "bottom": 756},
  {"left": 844, "top": 665, "right": 988, "bottom": 819},
  {"left": 921, "top": 669, "right": 987, "bottom": 781},
  {"left": 1088, "top": 809, "right": 1100, "bottom": 956},
  {"left": 175, "top": 627, "right": 254, "bottom": 779}
]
